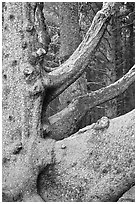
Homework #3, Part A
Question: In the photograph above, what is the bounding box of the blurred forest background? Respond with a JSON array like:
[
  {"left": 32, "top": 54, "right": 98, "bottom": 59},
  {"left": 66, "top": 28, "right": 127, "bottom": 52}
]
[{"left": 43, "top": 2, "right": 135, "bottom": 131}]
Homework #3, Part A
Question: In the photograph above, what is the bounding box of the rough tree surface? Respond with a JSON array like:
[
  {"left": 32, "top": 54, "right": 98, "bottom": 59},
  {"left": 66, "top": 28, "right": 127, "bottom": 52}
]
[
  {"left": 39, "top": 110, "right": 135, "bottom": 202},
  {"left": 2, "top": 2, "right": 135, "bottom": 202}
]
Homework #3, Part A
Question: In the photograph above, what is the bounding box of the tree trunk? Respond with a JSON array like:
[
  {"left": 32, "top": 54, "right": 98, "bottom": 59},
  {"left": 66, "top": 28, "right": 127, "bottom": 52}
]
[
  {"left": 48, "top": 66, "right": 134, "bottom": 140},
  {"left": 115, "top": 3, "right": 135, "bottom": 116},
  {"left": 2, "top": 2, "right": 134, "bottom": 202},
  {"left": 39, "top": 109, "right": 135, "bottom": 202},
  {"left": 58, "top": 2, "right": 87, "bottom": 111},
  {"left": 104, "top": 18, "right": 117, "bottom": 118},
  {"left": 2, "top": 3, "right": 55, "bottom": 201}
]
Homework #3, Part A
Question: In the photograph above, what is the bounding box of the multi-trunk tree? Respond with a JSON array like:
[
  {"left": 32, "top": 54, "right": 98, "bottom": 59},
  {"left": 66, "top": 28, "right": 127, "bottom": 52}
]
[{"left": 2, "top": 2, "right": 135, "bottom": 202}]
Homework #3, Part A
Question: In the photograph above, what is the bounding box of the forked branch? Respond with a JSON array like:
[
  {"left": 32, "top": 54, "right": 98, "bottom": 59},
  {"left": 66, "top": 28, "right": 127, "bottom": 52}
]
[
  {"left": 42, "top": 3, "right": 117, "bottom": 103},
  {"left": 47, "top": 65, "right": 135, "bottom": 140}
]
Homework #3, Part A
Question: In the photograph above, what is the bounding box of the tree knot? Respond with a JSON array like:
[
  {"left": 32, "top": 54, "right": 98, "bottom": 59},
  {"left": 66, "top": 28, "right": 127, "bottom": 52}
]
[{"left": 23, "top": 66, "right": 34, "bottom": 78}]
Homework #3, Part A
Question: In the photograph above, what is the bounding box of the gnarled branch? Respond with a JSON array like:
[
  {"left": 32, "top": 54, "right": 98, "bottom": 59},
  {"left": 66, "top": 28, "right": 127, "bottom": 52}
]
[
  {"left": 47, "top": 65, "right": 135, "bottom": 140},
  {"left": 41, "top": 3, "right": 117, "bottom": 103}
]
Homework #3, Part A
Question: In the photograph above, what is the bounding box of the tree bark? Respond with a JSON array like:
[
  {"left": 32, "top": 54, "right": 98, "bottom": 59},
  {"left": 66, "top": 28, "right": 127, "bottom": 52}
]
[
  {"left": 2, "top": 3, "right": 55, "bottom": 201},
  {"left": 3, "top": 2, "right": 134, "bottom": 202},
  {"left": 58, "top": 2, "right": 87, "bottom": 111},
  {"left": 103, "top": 19, "right": 117, "bottom": 118},
  {"left": 39, "top": 109, "right": 135, "bottom": 201},
  {"left": 41, "top": 2, "right": 117, "bottom": 104},
  {"left": 47, "top": 66, "right": 135, "bottom": 140}
]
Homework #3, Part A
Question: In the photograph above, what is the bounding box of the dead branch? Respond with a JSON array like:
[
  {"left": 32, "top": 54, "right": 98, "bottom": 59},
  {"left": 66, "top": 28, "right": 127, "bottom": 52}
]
[
  {"left": 41, "top": 3, "right": 117, "bottom": 103},
  {"left": 47, "top": 66, "right": 135, "bottom": 140}
]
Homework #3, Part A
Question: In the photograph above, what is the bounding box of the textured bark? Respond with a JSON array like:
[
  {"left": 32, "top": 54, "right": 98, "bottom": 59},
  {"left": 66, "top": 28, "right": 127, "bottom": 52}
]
[
  {"left": 118, "top": 186, "right": 135, "bottom": 202},
  {"left": 43, "top": 2, "right": 59, "bottom": 26},
  {"left": 3, "top": 2, "right": 134, "bottom": 202},
  {"left": 43, "top": 2, "right": 117, "bottom": 104},
  {"left": 39, "top": 109, "right": 135, "bottom": 202},
  {"left": 2, "top": 3, "right": 55, "bottom": 202},
  {"left": 48, "top": 66, "right": 135, "bottom": 140},
  {"left": 44, "top": 2, "right": 87, "bottom": 120}
]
